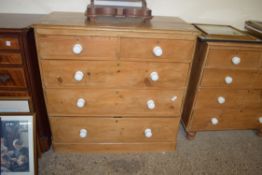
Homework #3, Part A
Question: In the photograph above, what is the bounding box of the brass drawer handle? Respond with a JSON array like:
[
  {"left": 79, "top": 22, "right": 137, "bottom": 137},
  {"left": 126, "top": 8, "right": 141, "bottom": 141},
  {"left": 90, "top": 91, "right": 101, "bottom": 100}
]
[{"left": 0, "top": 74, "right": 10, "bottom": 83}]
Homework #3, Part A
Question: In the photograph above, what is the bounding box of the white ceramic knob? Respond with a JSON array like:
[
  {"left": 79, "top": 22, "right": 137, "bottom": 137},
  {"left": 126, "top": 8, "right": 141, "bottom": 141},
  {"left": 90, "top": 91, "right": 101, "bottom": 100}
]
[
  {"left": 150, "top": 72, "right": 159, "bottom": 81},
  {"left": 147, "top": 100, "right": 155, "bottom": 110},
  {"left": 144, "top": 128, "right": 153, "bottom": 138},
  {"left": 153, "top": 46, "right": 163, "bottom": 57},
  {"left": 76, "top": 98, "right": 85, "bottom": 108},
  {"left": 74, "top": 71, "right": 84, "bottom": 81},
  {"left": 217, "top": 96, "right": 226, "bottom": 104},
  {"left": 225, "top": 76, "right": 233, "bottom": 85},
  {"left": 5, "top": 41, "right": 11, "bottom": 46},
  {"left": 211, "top": 117, "right": 219, "bottom": 125},
  {"left": 79, "top": 129, "right": 88, "bottom": 138},
  {"left": 72, "top": 44, "right": 83, "bottom": 55},
  {"left": 232, "top": 56, "right": 241, "bottom": 65},
  {"left": 258, "top": 117, "right": 262, "bottom": 124}
]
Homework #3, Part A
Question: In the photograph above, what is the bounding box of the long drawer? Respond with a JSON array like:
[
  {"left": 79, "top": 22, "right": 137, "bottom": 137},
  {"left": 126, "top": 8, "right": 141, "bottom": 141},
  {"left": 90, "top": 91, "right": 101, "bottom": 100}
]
[
  {"left": 0, "top": 68, "right": 27, "bottom": 89},
  {"left": 205, "top": 47, "right": 262, "bottom": 69},
  {"left": 200, "top": 69, "right": 257, "bottom": 88},
  {"left": 190, "top": 109, "right": 262, "bottom": 131},
  {"left": 45, "top": 89, "right": 184, "bottom": 116},
  {"left": 37, "top": 35, "right": 119, "bottom": 59},
  {"left": 50, "top": 117, "right": 180, "bottom": 143},
  {"left": 120, "top": 38, "right": 194, "bottom": 62},
  {"left": 41, "top": 60, "right": 189, "bottom": 89}
]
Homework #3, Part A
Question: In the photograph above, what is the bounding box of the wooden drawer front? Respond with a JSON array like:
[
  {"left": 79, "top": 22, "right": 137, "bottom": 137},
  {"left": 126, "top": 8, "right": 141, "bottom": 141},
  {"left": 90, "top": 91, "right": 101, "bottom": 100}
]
[
  {"left": 194, "top": 89, "right": 246, "bottom": 109},
  {"left": 190, "top": 109, "right": 262, "bottom": 131},
  {"left": 0, "top": 37, "right": 20, "bottom": 50},
  {"left": 242, "top": 90, "right": 262, "bottom": 109},
  {"left": 200, "top": 69, "right": 256, "bottom": 88},
  {"left": 45, "top": 89, "right": 184, "bottom": 116},
  {"left": 41, "top": 60, "right": 189, "bottom": 89},
  {"left": 50, "top": 117, "right": 179, "bottom": 143},
  {"left": 120, "top": 38, "right": 194, "bottom": 62},
  {"left": 205, "top": 47, "right": 261, "bottom": 69},
  {"left": 0, "top": 68, "right": 27, "bottom": 89},
  {"left": 37, "top": 35, "right": 118, "bottom": 59},
  {"left": 0, "top": 53, "right": 22, "bottom": 65},
  {"left": 253, "top": 72, "right": 262, "bottom": 89}
]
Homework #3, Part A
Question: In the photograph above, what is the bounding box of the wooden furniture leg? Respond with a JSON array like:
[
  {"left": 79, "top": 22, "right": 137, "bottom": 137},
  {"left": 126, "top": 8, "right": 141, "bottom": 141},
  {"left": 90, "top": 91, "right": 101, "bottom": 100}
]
[{"left": 186, "top": 131, "right": 197, "bottom": 140}]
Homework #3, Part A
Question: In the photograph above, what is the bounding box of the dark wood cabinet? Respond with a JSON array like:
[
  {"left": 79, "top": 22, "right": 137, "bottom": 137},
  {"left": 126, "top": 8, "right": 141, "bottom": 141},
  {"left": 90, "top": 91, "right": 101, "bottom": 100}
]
[{"left": 0, "top": 14, "right": 51, "bottom": 154}]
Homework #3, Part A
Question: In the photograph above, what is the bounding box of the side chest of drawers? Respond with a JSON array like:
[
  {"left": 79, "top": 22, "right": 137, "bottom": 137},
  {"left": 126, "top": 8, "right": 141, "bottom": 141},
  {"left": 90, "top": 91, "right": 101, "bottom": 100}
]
[
  {"left": 34, "top": 13, "right": 199, "bottom": 152},
  {"left": 182, "top": 41, "right": 262, "bottom": 139},
  {"left": 0, "top": 25, "right": 51, "bottom": 153}
]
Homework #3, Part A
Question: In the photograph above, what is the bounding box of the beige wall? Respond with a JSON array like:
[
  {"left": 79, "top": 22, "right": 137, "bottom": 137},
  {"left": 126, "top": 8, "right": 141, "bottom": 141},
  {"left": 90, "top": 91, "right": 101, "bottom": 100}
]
[{"left": 0, "top": 0, "right": 262, "bottom": 29}]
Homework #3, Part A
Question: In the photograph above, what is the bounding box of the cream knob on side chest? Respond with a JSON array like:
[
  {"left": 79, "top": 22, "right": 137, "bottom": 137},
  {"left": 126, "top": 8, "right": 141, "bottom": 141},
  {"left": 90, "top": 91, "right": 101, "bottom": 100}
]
[
  {"left": 225, "top": 76, "right": 233, "bottom": 85},
  {"left": 79, "top": 129, "right": 88, "bottom": 138},
  {"left": 76, "top": 98, "right": 86, "bottom": 108},
  {"left": 72, "top": 43, "right": 83, "bottom": 54},
  {"left": 144, "top": 128, "right": 153, "bottom": 138},
  {"left": 147, "top": 100, "right": 156, "bottom": 110},
  {"left": 150, "top": 72, "right": 159, "bottom": 81},
  {"left": 258, "top": 117, "right": 262, "bottom": 124},
  {"left": 74, "top": 71, "right": 84, "bottom": 81},
  {"left": 217, "top": 96, "right": 226, "bottom": 104},
  {"left": 211, "top": 117, "right": 219, "bottom": 125},
  {"left": 153, "top": 46, "right": 163, "bottom": 57},
  {"left": 232, "top": 56, "right": 241, "bottom": 65}
]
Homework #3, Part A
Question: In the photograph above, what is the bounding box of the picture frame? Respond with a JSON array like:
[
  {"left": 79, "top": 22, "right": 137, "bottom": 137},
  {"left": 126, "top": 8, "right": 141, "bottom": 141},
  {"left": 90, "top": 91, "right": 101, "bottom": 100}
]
[{"left": 1, "top": 115, "right": 35, "bottom": 175}]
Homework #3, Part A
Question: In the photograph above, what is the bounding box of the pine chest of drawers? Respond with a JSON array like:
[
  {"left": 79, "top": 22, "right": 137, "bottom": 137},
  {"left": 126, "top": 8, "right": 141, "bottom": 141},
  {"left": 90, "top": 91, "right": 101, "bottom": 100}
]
[
  {"left": 34, "top": 12, "right": 199, "bottom": 152},
  {"left": 0, "top": 14, "right": 51, "bottom": 153},
  {"left": 182, "top": 24, "right": 262, "bottom": 139}
]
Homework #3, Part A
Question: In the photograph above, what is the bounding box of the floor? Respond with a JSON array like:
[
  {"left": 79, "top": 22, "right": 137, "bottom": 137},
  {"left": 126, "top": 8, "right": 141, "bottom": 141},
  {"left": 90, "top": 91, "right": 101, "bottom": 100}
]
[{"left": 38, "top": 126, "right": 262, "bottom": 175}]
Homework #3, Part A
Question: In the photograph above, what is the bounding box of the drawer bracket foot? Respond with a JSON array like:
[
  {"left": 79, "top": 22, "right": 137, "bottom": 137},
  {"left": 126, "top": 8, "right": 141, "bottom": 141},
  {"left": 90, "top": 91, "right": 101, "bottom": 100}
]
[
  {"left": 257, "top": 127, "right": 262, "bottom": 137},
  {"left": 186, "top": 131, "right": 197, "bottom": 140}
]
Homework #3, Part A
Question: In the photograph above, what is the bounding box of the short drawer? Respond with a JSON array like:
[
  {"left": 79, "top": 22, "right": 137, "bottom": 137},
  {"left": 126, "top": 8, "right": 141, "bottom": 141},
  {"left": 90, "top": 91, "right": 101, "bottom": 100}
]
[
  {"left": 200, "top": 68, "right": 257, "bottom": 88},
  {"left": 45, "top": 89, "right": 184, "bottom": 117},
  {"left": 0, "top": 36, "right": 20, "bottom": 50},
  {"left": 120, "top": 38, "right": 194, "bottom": 62},
  {"left": 0, "top": 53, "right": 22, "bottom": 65},
  {"left": 37, "top": 35, "right": 118, "bottom": 59},
  {"left": 50, "top": 117, "right": 180, "bottom": 143},
  {"left": 205, "top": 47, "right": 262, "bottom": 69},
  {"left": 190, "top": 109, "right": 262, "bottom": 131},
  {"left": 0, "top": 68, "right": 27, "bottom": 89},
  {"left": 194, "top": 88, "right": 246, "bottom": 109},
  {"left": 41, "top": 60, "right": 189, "bottom": 89}
]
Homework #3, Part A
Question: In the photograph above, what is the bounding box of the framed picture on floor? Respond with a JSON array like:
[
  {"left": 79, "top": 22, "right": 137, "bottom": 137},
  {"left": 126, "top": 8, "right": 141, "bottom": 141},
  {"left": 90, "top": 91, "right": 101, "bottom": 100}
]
[{"left": 1, "top": 115, "right": 35, "bottom": 175}]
